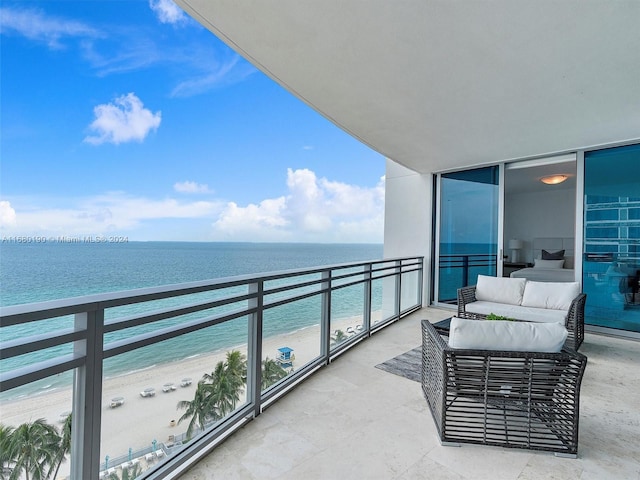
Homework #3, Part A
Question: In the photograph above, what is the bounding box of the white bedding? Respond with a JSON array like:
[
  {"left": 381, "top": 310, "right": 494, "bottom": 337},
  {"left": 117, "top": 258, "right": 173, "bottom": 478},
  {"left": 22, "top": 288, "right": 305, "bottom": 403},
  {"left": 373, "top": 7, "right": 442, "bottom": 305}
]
[{"left": 510, "top": 268, "right": 575, "bottom": 282}]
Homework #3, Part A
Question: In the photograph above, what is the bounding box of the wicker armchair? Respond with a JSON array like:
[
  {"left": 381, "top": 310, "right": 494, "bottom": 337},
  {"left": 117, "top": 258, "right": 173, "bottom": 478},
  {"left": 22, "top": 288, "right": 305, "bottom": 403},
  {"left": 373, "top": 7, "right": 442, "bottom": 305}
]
[
  {"left": 421, "top": 320, "right": 587, "bottom": 457},
  {"left": 457, "top": 286, "right": 586, "bottom": 350}
]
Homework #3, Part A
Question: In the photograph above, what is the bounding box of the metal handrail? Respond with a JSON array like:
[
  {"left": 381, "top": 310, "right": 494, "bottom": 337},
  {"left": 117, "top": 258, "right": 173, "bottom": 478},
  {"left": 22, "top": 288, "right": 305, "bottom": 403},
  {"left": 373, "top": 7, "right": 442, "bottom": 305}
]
[{"left": 0, "top": 256, "right": 423, "bottom": 480}]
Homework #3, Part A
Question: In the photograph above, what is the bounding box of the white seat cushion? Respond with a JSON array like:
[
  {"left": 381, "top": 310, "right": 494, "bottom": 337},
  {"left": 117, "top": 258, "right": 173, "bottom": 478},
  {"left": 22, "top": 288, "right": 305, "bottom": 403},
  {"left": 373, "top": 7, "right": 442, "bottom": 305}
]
[
  {"left": 521, "top": 281, "right": 580, "bottom": 310},
  {"left": 465, "top": 301, "right": 567, "bottom": 324},
  {"left": 475, "top": 275, "right": 526, "bottom": 306},
  {"left": 448, "top": 316, "right": 568, "bottom": 352}
]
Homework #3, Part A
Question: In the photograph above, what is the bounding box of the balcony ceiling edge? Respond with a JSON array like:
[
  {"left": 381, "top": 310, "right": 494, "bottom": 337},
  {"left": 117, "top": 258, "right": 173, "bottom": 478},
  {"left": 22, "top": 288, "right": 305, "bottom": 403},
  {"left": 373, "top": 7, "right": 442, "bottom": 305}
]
[{"left": 176, "top": 0, "right": 640, "bottom": 173}]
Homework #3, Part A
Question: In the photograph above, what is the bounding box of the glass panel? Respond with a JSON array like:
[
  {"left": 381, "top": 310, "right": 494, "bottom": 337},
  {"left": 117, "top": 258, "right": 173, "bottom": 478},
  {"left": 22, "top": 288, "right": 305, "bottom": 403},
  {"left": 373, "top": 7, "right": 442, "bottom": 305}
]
[
  {"left": 583, "top": 144, "right": 640, "bottom": 333},
  {"left": 0, "top": 374, "right": 74, "bottom": 480},
  {"left": 330, "top": 283, "right": 365, "bottom": 343},
  {"left": 400, "top": 269, "right": 420, "bottom": 311},
  {"left": 370, "top": 275, "right": 384, "bottom": 327},
  {"left": 438, "top": 167, "right": 499, "bottom": 303},
  {"left": 262, "top": 296, "right": 322, "bottom": 386},
  {"left": 372, "top": 260, "right": 399, "bottom": 323},
  {"left": 100, "top": 317, "right": 250, "bottom": 476}
]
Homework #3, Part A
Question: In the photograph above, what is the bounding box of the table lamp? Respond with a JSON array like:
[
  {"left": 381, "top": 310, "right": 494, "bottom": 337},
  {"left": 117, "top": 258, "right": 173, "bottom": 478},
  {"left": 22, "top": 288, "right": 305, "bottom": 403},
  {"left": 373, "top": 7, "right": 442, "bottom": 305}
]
[{"left": 508, "top": 239, "right": 523, "bottom": 263}]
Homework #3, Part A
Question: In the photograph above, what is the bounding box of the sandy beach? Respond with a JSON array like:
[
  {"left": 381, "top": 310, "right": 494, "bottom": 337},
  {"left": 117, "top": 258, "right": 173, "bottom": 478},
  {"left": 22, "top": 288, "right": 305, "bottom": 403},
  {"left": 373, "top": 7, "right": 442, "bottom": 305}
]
[{"left": 0, "top": 315, "right": 373, "bottom": 477}]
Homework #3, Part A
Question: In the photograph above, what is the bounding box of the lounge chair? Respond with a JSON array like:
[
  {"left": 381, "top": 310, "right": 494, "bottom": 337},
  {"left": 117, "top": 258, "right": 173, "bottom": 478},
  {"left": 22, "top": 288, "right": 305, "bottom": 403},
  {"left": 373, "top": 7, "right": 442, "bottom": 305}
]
[{"left": 421, "top": 319, "right": 587, "bottom": 457}]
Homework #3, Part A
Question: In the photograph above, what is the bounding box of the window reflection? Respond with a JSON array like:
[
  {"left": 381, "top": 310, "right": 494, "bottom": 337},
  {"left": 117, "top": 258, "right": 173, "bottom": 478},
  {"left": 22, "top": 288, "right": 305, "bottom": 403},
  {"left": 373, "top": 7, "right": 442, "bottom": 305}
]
[{"left": 583, "top": 144, "right": 640, "bottom": 332}]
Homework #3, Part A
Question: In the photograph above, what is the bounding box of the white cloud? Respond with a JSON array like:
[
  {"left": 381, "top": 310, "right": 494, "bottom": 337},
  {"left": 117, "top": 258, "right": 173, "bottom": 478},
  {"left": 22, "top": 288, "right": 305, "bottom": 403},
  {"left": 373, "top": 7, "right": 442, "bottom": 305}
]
[
  {"left": 213, "top": 198, "right": 291, "bottom": 242},
  {"left": 149, "top": 0, "right": 188, "bottom": 25},
  {"left": 84, "top": 93, "right": 161, "bottom": 145},
  {"left": 174, "top": 181, "right": 212, "bottom": 194},
  {"left": 170, "top": 55, "right": 256, "bottom": 98},
  {"left": 0, "top": 201, "right": 17, "bottom": 227},
  {"left": 1, "top": 7, "right": 254, "bottom": 97},
  {"left": 0, "top": 170, "right": 384, "bottom": 243},
  {"left": 212, "top": 169, "right": 385, "bottom": 243},
  {"left": 0, "top": 192, "right": 223, "bottom": 239},
  {"left": 0, "top": 7, "right": 101, "bottom": 49}
]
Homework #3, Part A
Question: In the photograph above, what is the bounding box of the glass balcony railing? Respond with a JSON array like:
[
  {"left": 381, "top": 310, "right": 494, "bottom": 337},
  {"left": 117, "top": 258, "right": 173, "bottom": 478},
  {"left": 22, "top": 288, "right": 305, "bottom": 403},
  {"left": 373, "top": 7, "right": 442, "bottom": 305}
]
[
  {"left": 0, "top": 256, "right": 423, "bottom": 480},
  {"left": 437, "top": 253, "right": 496, "bottom": 303}
]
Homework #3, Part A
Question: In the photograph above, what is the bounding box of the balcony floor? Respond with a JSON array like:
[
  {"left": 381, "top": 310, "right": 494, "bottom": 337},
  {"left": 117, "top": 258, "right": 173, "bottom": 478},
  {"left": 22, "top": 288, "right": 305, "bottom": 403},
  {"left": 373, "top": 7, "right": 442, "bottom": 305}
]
[{"left": 180, "top": 308, "right": 640, "bottom": 480}]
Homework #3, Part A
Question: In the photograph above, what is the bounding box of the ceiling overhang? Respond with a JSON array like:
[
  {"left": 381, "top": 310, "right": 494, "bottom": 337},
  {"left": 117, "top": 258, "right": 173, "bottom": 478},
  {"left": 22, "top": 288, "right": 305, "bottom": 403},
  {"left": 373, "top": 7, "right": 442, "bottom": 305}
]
[{"left": 176, "top": 1, "right": 640, "bottom": 174}]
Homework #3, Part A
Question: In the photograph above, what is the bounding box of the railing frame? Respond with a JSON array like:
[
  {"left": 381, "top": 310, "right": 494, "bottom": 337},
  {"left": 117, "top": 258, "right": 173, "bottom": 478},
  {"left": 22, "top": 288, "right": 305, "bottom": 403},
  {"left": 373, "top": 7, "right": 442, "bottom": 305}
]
[{"left": 0, "top": 256, "right": 423, "bottom": 480}]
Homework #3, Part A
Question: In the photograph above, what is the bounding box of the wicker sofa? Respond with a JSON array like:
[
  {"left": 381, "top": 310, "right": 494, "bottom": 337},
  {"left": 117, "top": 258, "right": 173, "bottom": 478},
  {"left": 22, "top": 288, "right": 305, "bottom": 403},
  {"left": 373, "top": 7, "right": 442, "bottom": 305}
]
[
  {"left": 457, "top": 275, "right": 586, "bottom": 350},
  {"left": 421, "top": 319, "right": 588, "bottom": 457}
]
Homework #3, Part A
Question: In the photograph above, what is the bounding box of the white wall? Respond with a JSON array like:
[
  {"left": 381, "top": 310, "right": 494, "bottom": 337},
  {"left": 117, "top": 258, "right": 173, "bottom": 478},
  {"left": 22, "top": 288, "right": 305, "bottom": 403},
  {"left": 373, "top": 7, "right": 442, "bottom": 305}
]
[
  {"left": 383, "top": 159, "right": 432, "bottom": 305},
  {"left": 504, "top": 188, "right": 576, "bottom": 264}
]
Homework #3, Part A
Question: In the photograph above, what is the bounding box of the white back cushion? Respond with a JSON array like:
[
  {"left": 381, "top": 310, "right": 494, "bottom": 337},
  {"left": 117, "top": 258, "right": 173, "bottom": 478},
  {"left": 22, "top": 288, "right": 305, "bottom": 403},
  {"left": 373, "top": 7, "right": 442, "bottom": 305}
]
[
  {"left": 475, "top": 275, "right": 526, "bottom": 305},
  {"left": 521, "top": 281, "right": 580, "bottom": 310},
  {"left": 448, "top": 317, "right": 568, "bottom": 353}
]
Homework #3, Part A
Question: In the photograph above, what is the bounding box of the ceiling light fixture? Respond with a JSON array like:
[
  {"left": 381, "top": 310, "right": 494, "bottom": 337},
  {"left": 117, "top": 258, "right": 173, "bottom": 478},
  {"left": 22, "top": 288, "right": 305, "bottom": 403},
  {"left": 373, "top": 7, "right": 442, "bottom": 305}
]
[{"left": 540, "top": 174, "right": 568, "bottom": 185}]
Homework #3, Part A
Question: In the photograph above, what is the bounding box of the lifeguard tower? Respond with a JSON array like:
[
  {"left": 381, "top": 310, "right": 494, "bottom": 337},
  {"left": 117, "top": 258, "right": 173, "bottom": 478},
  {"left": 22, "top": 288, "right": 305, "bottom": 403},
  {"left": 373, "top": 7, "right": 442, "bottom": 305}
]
[{"left": 276, "top": 347, "right": 295, "bottom": 369}]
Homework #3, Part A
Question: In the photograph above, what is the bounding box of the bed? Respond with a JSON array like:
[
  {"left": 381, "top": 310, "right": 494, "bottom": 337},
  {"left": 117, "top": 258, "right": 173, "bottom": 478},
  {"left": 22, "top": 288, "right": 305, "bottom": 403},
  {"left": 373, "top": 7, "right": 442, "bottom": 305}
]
[{"left": 510, "top": 237, "right": 576, "bottom": 283}]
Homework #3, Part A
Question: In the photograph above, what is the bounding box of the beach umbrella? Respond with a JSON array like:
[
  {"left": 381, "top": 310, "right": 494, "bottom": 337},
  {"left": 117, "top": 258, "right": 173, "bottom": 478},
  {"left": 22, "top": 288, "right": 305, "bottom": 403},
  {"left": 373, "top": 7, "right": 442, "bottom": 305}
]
[
  {"left": 129, "top": 447, "right": 132, "bottom": 461},
  {"left": 152, "top": 439, "right": 157, "bottom": 451},
  {"left": 105, "top": 455, "right": 109, "bottom": 469}
]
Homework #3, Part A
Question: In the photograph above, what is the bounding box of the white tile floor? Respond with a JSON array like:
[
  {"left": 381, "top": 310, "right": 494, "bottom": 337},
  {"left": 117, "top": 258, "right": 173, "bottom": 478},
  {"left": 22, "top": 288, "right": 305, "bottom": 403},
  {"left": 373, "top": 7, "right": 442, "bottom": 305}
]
[{"left": 180, "top": 308, "right": 640, "bottom": 480}]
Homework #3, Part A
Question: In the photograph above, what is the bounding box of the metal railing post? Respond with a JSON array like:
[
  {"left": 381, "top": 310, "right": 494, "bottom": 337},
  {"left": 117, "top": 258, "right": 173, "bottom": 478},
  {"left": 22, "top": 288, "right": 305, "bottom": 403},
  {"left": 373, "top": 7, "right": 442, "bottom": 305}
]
[
  {"left": 363, "top": 264, "right": 372, "bottom": 334},
  {"left": 70, "top": 307, "right": 104, "bottom": 480},
  {"left": 321, "top": 270, "right": 331, "bottom": 360},
  {"left": 462, "top": 255, "right": 470, "bottom": 287},
  {"left": 248, "top": 281, "right": 263, "bottom": 418},
  {"left": 395, "top": 260, "right": 402, "bottom": 320},
  {"left": 418, "top": 259, "right": 424, "bottom": 307}
]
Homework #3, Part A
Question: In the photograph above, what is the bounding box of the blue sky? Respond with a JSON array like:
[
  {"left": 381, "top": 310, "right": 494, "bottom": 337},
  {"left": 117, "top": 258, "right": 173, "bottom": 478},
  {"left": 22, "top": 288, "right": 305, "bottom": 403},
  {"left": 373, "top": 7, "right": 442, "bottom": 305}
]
[{"left": 0, "top": 1, "right": 385, "bottom": 243}]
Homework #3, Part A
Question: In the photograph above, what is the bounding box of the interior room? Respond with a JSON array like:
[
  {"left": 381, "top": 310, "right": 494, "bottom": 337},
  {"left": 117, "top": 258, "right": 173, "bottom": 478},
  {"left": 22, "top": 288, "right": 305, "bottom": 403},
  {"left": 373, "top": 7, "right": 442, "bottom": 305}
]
[{"left": 503, "top": 158, "right": 577, "bottom": 276}]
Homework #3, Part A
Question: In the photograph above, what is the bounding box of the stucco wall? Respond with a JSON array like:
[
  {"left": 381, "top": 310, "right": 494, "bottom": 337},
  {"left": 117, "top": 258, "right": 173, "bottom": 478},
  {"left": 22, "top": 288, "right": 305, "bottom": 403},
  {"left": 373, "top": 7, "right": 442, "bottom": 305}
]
[{"left": 383, "top": 159, "right": 432, "bottom": 305}]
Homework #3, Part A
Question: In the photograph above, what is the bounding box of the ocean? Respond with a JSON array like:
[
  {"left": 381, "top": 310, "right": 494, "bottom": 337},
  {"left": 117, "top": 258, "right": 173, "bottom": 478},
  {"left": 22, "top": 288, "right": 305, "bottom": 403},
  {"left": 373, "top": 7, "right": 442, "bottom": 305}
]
[{"left": 0, "top": 242, "right": 383, "bottom": 401}]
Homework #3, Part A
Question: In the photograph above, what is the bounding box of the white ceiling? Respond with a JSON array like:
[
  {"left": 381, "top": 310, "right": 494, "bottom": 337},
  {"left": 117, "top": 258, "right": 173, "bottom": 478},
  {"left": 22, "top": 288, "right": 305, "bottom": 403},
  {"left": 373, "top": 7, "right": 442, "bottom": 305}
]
[
  {"left": 177, "top": 1, "right": 640, "bottom": 174},
  {"left": 505, "top": 161, "right": 576, "bottom": 195}
]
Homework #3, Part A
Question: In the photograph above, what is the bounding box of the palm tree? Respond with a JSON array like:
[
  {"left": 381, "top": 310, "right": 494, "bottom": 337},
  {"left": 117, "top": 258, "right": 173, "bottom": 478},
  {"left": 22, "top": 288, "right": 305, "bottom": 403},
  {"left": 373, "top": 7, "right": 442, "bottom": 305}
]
[
  {"left": 107, "top": 461, "right": 142, "bottom": 480},
  {"left": 121, "top": 462, "right": 142, "bottom": 480},
  {"left": 176, "top": 381, "right": 218, "bottom": 440},
  {"left": 0, "top": 424, "right": 15, "bottom": 480},
  {"left": 261, "top": 357, "right": 288, "bottom": 390},
  {"left": 224, "top": 350, "right": 247, "bottom": 388},
  {"left": 48, "top": 413, "right": 71, "bottom": 480},
  {"left": 331, "top": 329, "right": 349, "bottom": 345},
  {"left": 177, "top": 350, "right": 248, "bottom": 441},
  {"left": 5, "top": 418, "right": 59, "bottom": 480},
  {"left": 201, "top": 360, "right": 241, "bottom": 417}
]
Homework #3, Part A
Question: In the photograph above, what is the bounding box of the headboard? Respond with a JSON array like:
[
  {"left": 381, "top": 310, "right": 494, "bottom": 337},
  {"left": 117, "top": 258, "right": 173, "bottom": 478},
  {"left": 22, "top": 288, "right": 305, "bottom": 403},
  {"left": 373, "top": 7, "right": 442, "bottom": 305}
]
[{"left": 532, "top": 237, "right": 575, "bottom": 269}]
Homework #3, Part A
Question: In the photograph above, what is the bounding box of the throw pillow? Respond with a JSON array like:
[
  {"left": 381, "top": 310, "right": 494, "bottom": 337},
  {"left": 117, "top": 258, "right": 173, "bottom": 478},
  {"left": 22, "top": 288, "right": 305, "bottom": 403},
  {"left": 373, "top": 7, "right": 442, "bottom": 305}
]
[{"left": 542, "top": 249, "right": 565, "bottom": 260}]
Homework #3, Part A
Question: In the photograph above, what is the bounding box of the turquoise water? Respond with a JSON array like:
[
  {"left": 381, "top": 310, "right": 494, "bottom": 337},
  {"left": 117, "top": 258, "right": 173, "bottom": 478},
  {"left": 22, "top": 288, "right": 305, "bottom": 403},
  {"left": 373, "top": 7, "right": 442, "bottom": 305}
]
[
  {"left": 1, "top": 242, "right": 382, "bottom": 306},
  {"left": 0, "top": 242, "right": 383, "bottom": 400}
]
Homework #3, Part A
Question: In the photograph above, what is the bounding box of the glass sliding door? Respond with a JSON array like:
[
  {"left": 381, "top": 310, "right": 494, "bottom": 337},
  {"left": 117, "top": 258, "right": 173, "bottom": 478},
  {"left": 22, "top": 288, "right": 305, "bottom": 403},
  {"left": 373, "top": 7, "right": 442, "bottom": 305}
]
[
  {"left": 583, "top": 144, "right": 640, "bottom": 333},
  {"left": 436, "top": 166, "right": 500, "bottom": 303}
]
